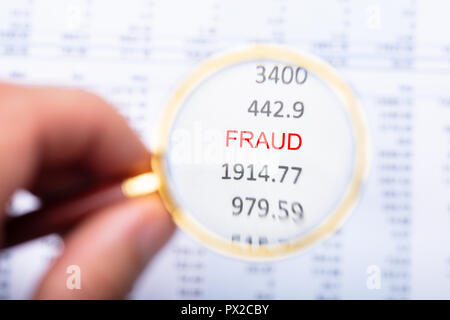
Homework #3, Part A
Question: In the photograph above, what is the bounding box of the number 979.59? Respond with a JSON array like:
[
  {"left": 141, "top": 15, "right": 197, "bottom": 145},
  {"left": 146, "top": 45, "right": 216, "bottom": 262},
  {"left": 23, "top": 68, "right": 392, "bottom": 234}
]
[
  {"left": 232, "top": 196, "right": 303, "bottom": 223},
  {"left": 256, "top": 65, "right": 307, "bottom": 85}
]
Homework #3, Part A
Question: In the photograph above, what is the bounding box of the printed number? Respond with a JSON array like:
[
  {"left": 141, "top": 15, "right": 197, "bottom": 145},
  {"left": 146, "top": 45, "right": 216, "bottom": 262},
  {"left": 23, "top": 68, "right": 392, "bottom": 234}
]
[
  {"left": 222, "top": 163, "right": 302, "bottom": 184},
  {"left": 232, "top": 197, "right": 304, "bottom": 223},
  {"left": 256, "top": 65, "right": 266, "bottom": 83},
  {"left": 256, "top": 65, "right": 307, "bottom": 85},
  {"left": 248, "top": 100, "right": 304, "bottom": 118}
]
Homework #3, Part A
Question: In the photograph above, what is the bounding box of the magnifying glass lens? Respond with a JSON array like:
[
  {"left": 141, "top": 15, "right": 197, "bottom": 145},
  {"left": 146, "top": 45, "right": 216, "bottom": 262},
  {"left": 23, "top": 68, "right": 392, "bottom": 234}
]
[{"left": 155, "top": 46, "right": 366, "bottom": 259}]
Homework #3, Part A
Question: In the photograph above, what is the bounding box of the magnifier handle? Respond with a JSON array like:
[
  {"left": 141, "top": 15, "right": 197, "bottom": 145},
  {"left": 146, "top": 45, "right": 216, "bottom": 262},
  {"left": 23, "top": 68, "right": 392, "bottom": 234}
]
[{"left": 1, "top": 172, "right": 159, "bottom": 250}]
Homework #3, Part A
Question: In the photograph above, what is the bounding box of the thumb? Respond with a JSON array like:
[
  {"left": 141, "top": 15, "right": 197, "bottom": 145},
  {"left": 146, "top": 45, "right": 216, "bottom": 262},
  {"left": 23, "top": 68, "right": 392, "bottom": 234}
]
[{"left": 34, "top": 195, "right": 174, "bottom": 299}]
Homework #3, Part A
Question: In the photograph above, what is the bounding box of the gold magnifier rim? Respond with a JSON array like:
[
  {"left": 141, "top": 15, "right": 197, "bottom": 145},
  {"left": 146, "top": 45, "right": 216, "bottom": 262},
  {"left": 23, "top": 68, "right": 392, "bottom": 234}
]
[{"left": 151, "top": 44, "right": 369, "bottom": 260}]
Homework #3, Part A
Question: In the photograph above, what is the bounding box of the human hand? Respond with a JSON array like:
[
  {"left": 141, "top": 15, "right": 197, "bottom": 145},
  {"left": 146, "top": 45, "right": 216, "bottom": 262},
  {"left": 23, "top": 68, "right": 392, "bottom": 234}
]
[{"left": 0, "top": 83, "right": 174, "bottom": 299}]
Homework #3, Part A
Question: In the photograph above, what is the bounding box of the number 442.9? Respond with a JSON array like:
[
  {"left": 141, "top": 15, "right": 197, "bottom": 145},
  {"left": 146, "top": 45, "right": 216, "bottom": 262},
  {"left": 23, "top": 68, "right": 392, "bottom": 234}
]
[{"left": 248, "top": 100, "right": 304, "bottom": 118}]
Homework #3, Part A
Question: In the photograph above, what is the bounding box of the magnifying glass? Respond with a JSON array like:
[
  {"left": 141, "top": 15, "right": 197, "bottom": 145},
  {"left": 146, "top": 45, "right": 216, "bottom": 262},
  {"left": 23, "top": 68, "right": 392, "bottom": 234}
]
[
  {"left": 149, "top": 44, "right": 369, "bottom": 259},
  {"left": 3, "top": 44, "right": 369, "bottom": 260}
]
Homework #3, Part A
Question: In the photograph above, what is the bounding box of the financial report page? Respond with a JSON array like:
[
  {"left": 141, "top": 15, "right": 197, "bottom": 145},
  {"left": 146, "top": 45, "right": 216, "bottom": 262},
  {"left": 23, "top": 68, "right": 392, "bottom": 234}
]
[{"left": 0, "top": 0, "right": 449, "bottom": 299}]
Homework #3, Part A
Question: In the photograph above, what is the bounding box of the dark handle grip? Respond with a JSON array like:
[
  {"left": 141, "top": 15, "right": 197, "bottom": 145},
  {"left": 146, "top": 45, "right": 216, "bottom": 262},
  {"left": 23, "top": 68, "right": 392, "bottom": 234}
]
[{"left": 2, "top": 182, "right": 126, "bottom": 249}]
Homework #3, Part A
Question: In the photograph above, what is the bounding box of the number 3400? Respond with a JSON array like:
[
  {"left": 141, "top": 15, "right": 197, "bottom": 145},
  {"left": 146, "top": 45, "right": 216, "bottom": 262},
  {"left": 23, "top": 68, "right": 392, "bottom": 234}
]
[
  {"left": 256, "top": 65, "right": 307, "bottom": 85},
  {"left": 232, "top": 196, "right": 304, "bottom": 223}
]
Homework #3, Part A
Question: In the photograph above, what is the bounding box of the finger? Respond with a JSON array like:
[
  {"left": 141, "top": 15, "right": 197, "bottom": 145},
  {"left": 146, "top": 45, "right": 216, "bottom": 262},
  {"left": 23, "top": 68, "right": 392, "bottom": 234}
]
[
  {"left": 34, "top": 195, "right": 174, "bottom": 299},
  {"left": 0, "top": 83, "right": 150, "bottom": 222},
  {"left": 29, "top": 166, "right": 93, "bottom": 202}
]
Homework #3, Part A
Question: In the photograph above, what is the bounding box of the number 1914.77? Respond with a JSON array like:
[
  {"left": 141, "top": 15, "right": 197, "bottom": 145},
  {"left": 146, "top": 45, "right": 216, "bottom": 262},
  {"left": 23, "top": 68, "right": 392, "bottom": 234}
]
[
  {"left": 222, "top": 163, "right": 302, "bottom": 184},
  {"left": 232, "top": 196, "right": 304, "bottom": 223}
]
